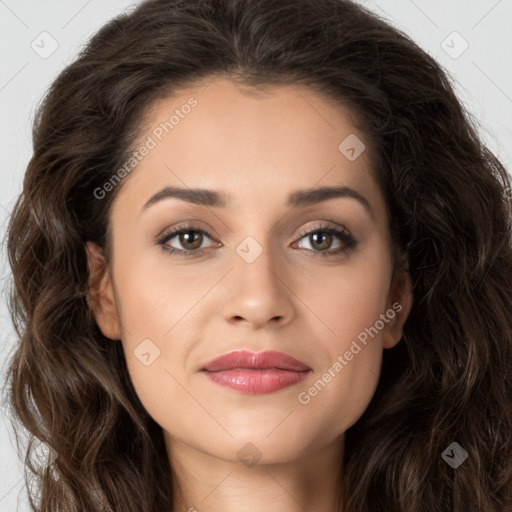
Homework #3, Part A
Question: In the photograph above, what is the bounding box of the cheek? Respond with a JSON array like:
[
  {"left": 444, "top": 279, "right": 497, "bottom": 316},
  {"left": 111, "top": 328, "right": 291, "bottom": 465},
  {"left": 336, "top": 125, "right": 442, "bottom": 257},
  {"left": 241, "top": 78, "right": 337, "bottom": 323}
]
[
  {"left": 298, "top": 349, "right": 382, "bottom": 442},
  {"left": 112, "top": 254, "right": 222, "bottom": 422},
  {"left": 116, "top": 278, "right": 196, "bottom": 432},
  {"left": 297, "top": 252, "right": 392, "bottom": 343},
  {"left": 296, "top": 272, "right": 386, "bottom": 434},
  {"left": 291, "top": 251, "right": 390, "bottom": 430},
  {"left": 114, "top": 250, "right": 205, "bottom": 336}
]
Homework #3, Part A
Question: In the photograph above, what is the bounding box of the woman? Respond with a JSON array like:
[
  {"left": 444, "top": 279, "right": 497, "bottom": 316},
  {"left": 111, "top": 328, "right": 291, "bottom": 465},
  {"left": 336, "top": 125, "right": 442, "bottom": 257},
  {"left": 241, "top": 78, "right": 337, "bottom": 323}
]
[{"left": 3, "top": 0, "right": 512, "bottom": 510}]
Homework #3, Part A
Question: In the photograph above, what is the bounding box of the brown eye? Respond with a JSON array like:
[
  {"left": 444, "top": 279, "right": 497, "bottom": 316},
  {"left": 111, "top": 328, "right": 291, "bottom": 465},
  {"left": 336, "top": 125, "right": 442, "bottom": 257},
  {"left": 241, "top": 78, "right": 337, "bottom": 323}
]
[
  {"left": 176, "top": 230, "right": 203, "bottom": 250},
  {"left": 308, "top": 231, "right": 334, "bottom": 251},
  {"left": 294, "top": 224, "right": 357, "bottom": 257},
  {"left": 157, "top": 226, "right": 216, "bottom": 255}
]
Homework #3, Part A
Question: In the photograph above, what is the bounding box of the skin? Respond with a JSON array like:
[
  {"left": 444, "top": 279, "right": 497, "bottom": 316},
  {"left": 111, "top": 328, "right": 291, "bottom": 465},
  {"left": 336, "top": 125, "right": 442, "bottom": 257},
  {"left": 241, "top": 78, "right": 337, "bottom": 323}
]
[{"left": 87, "top": 77, "right": 413, "bottom": 512}]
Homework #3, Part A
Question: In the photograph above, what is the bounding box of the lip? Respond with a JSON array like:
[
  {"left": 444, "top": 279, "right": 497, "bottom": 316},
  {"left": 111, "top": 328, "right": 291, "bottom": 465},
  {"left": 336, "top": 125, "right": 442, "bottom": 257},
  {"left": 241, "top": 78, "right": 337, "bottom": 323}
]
[
  {"left": 200, "top": 350, "right": 312, "bottom": 394},
  {"left": 201, "top": 350, "right": 311, "bottom": 372}
]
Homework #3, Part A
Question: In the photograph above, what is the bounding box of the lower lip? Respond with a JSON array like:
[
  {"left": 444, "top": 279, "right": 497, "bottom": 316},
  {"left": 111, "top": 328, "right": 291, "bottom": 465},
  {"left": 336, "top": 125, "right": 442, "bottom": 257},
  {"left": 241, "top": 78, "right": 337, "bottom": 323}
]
[{"left": 202, "top": 368, "right": 311, "bottom": 394}]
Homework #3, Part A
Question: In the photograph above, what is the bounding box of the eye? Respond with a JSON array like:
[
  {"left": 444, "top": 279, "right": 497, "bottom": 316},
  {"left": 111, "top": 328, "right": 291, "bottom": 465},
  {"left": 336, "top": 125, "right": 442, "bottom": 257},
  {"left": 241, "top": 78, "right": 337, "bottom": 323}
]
[
  {"left": 292, "top": 222, "right": 357, "bottom": 257},
  {"left": 156, "top": 221, "right": 358, "bottom": 258},
  {"left": 157, "top": 223, "right": 217, "bottom": 255}
]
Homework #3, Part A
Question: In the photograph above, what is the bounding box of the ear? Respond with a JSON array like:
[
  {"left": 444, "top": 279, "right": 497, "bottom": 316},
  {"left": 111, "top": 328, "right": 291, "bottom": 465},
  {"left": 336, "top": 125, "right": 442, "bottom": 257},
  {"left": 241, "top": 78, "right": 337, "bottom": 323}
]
[
  {"left": 381, "top": 254, "right": 413, "bottom": 349},
  {"left": 86, "top": 241, "right": 121, "bottom": 340}
]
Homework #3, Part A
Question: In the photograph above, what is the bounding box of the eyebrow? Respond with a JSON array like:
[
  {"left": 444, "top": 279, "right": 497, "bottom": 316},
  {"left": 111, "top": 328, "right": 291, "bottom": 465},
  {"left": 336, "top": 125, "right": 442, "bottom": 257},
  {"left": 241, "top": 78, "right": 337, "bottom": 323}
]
[{"left": 141, "top": 185, "right": 374, "bottom": 218}]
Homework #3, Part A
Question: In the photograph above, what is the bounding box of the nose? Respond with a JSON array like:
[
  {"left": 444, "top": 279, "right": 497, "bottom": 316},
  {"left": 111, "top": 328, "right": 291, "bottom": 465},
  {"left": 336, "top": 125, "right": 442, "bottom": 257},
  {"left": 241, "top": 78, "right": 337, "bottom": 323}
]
[{"left": 221, "top": 240, "right": 296, "bottom": 329}]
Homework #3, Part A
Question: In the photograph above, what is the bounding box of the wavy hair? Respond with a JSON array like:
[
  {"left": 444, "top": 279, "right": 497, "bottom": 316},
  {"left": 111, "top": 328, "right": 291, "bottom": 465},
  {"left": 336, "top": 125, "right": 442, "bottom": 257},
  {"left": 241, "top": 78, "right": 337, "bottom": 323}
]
[{"left": 2, "top": 0, "right": 512, "bottom": 510}]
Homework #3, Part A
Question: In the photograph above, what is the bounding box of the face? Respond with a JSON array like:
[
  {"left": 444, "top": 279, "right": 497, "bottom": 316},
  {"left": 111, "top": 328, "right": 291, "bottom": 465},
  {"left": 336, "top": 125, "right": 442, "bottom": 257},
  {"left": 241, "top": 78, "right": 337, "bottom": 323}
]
[{"left": 87, "top": 77, "right": 412, "bottom": 466}]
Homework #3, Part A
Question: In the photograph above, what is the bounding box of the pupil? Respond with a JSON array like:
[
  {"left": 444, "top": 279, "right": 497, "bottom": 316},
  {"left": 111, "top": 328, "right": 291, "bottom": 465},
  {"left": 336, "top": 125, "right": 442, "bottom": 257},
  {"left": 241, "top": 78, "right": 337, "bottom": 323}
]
[
  {"left": 312, "top": 232, "right": 331, "bottom": 250},
  {"left": 181, "top": 231, "right": 201, "bottom": 249}
]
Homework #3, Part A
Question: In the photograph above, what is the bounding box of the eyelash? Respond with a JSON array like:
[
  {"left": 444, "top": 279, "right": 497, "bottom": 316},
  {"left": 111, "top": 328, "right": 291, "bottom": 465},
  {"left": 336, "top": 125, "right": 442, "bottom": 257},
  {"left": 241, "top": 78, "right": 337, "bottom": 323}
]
[{"left": 156, "top": 222, "right": 358, "bottom": 259}]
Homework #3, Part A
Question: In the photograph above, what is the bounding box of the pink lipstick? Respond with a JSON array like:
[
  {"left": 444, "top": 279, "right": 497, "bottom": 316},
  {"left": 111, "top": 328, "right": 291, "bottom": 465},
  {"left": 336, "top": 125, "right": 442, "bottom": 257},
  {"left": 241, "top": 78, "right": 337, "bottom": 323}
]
[{"left": 200, "top": 350, "right": 312, "bottom": 394}]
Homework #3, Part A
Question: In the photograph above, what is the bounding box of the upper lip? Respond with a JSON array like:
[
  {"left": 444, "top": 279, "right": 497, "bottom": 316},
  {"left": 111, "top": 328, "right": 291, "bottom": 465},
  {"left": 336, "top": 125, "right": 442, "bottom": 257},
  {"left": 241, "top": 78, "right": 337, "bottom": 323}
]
[{"left": 201, "top": 350, "right": 311, "bottom": 372}]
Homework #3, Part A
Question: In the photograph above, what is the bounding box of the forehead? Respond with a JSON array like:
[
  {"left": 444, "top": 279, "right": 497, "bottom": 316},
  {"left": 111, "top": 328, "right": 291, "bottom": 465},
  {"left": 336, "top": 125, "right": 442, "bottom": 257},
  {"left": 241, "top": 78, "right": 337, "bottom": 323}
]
[{"left": 113, "top": 77, "right": 384, "bottom": 219}]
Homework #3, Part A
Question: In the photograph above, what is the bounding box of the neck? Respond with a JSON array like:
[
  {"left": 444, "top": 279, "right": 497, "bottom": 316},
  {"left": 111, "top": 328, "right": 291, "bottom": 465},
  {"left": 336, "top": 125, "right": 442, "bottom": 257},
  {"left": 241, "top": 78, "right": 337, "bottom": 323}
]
[{"left": 166, "top": 433, "right": 345, "bottom": 512}]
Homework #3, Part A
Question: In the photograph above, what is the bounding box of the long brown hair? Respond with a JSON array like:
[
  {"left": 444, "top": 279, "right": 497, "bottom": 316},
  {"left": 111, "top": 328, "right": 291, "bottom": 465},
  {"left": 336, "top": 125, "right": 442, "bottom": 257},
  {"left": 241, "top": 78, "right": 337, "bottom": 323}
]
[{"left": 3, "top": 0, "right": 512, "bottom": 510}]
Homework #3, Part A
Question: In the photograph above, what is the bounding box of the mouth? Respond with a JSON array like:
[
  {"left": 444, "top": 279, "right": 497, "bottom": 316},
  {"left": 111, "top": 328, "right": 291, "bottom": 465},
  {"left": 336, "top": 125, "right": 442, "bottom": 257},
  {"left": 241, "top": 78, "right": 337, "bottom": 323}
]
[
  {"left": 200, "top": 350, "right": 312, "bottom": 394},
  {"left": 200, "top": 349, "right": 311, "bottom": 372}
]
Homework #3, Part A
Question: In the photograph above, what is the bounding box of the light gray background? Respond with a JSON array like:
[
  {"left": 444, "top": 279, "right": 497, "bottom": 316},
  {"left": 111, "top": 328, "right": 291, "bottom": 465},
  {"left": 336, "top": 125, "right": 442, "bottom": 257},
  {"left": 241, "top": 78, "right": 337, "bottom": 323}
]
[{"left": 1, "top": 1, "right": 511, "bottom": 509}]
